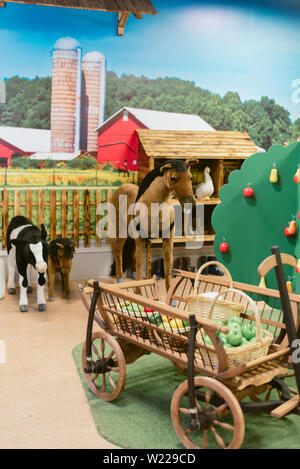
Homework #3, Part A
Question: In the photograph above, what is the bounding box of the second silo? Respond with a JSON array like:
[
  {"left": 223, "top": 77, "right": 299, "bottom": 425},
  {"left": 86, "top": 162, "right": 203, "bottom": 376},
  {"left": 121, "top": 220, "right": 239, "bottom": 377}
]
[
  {"left": 50, "top": 37, "right": 82, "bottom": 153},
  {"left": 81, "top": 51, "right": 106, "bottom": 153}
]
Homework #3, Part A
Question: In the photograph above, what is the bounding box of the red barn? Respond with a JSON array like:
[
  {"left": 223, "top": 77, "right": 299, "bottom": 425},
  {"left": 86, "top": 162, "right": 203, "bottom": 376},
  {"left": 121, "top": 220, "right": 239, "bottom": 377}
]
[
  {"left": 0, "top": 126, "right": 51, "bottom": 167},
  {"left": 96, "top": 107, "right": 215, "bottom": 172}
]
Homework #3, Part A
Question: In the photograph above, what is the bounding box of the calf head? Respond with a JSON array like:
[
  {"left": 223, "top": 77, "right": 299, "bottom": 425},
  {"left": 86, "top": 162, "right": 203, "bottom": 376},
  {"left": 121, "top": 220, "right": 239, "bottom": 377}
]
[
  {"left": 52, "top": 239, "right": 75, "bottom": 274},
  {"left": 11, "top": 224, "right": 48, "bottom": 274}
]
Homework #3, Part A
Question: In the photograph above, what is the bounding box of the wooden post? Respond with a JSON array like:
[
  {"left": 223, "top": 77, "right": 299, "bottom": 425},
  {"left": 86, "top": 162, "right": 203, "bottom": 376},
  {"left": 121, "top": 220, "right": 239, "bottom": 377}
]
[
  {"left": 14, "top": 190, "right": 20, "bottom": 216},
  {"left": 26, "top": 189, "right": 32, "bottom": 220},
  {"left": 95, "top": 189, "right": 101, "bottom": 247},
  {"left": 84, "top": 189, "right": 90, "bottom": 247},
  {"left": 2, "top": 189, "right": 8, "bottom": 250},
  {"left": 73, "top": 189, "right": 79, "bottom": 247},
  {"left": 61, "top": 189, "right": 67, "bottom": 238},
  {"left": 50, "top": 189, "right": 56, "bottom": 240},
  {"left": 37, "top": 190, "right": 44, "bottom": 228}
]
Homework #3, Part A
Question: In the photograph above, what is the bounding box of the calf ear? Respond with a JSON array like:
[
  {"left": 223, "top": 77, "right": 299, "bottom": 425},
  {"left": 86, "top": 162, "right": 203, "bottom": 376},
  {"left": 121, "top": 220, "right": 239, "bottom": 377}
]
[
  {"left": 40, "top": 224, "right": 47, "bottom": 240},
  {"left": 10, "top": 239, "right": 24, "bottom": 247}
]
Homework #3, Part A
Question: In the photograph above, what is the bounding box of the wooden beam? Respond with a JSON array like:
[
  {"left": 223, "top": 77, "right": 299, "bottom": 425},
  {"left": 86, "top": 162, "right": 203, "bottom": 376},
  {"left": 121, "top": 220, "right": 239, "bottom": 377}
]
[{"left": 118, "top": 11, "right": 130, "bottom": 35}]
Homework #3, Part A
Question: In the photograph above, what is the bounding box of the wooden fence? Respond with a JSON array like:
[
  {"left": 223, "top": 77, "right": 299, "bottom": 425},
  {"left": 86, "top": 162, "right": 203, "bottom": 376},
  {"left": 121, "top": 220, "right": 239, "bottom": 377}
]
[{"left": 0, "top": 187, "right": 116, "bottom": 250}]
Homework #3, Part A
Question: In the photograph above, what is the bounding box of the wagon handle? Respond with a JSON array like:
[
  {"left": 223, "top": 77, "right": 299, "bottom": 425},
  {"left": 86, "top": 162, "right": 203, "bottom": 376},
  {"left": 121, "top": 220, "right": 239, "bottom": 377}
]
[
  {"left": 207, "top": 287, "right": 262, "bottom": 342},
  {"left": 194, "top": 261, "right": 233, "bottom": 295}
]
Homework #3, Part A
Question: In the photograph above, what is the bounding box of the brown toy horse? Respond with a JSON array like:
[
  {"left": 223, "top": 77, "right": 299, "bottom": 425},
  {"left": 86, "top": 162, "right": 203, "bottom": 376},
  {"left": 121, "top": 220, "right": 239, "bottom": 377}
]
[
  {"left": 48, "top": 238, "right": 75, "bottom": 300},
  {"left": 110, "top": 159, "right": 198, "bottom": 290}
]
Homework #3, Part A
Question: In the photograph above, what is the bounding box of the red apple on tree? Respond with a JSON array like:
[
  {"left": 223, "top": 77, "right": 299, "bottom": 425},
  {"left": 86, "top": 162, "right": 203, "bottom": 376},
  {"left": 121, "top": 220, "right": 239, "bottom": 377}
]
[
  {"left": 243, "top": 185, "right": 254, "bottom": 197},
  {"left": 284, "top": 227, "right": 292, "bottom": 237},
  {"left": 219, "top": 241, "right": 229, "bottom": 253}
]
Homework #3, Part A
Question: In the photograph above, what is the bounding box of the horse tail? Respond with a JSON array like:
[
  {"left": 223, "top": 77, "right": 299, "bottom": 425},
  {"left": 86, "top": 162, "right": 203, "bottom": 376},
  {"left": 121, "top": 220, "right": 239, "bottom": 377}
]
[{"left": 110, "top": 238, "right": 135, "bottom": 276}]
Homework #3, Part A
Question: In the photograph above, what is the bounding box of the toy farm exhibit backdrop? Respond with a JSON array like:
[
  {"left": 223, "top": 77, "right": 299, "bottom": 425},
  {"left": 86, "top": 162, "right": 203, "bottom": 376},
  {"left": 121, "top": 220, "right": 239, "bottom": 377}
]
[{"left": 0, "top": 0, "right": 300, "bottom": 253}]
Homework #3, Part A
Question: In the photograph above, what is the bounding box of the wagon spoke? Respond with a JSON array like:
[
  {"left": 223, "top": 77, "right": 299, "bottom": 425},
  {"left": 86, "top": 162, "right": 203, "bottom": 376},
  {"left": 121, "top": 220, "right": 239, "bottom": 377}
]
[
  {"left": 92, "top": 343, "right": 101, "bottom": 359},
  {"left": 102, "top": 373, "right": 106, "bottom": 392},
  {"left": 202, "top": 430, "right": 208, "bottom": 449},
  {"left": 265, "top": 388, "right": 272, "bottom": 401},
  {"left": 107, "top": 366, "right": 119, "bottom": 373},
  {"left": 100, "top": 339, "right": 105, "bottom": 357},
  {"left": 179, "top": 407, "right": 191, "bottom": 415},
  {"left": 211, "top": 402, "right": 228, "bottom": 417},
  {"left": 91, "top": 373, "right": 99, "bottom": 382},
  {"left": 108, "top": 350, "right": 115, "bottom": 360},
  {"left": 205, "top": 389, "right": 211, "bottom": 409},
  {"left": 195, "top": 398, "right": 203, "bottom": 412},
  {"left": 107, "top": 372, "right": 117, "bottom": 390},
  {"left": 211, "top": 426, "right": 226, "bottom": 449},
  {"left": 213, "top": 420, "right": 234, "bottom": 431}
]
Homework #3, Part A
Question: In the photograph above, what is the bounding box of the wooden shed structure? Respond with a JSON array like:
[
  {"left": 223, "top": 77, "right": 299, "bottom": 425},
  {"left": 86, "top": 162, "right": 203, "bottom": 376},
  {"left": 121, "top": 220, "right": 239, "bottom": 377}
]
[
  {"left": 0, "top": 0, "right": 158, "bottom": 35},
  {"left": 136, "top": 129, "right": 261, "bottom": 247},
  {"left": 137, "top": 129, "right": 260, "bottom": 198}
]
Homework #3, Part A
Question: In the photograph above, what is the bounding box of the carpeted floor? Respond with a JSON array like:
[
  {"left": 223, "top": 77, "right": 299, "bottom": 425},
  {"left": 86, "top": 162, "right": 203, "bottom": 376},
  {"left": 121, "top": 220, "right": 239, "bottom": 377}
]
[{"left": 73, "top": 343, "right": 300, "bottom": 450}]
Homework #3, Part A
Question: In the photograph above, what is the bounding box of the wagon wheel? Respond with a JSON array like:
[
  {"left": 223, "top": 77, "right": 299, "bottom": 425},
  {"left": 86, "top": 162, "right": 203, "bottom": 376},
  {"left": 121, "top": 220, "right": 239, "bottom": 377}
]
[
  {"left": 170, "top": 376, "right": 245, "bottom": 449},
  {"left": 82, "top": 330, "right": 126, "bottom": 401}
]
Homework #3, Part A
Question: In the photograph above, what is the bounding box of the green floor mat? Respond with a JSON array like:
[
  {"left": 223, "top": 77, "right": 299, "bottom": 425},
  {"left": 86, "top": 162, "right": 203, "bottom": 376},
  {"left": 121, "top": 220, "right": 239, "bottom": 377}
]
[{"left": 72, "top": 343, "right": 300, "bottom": 449}]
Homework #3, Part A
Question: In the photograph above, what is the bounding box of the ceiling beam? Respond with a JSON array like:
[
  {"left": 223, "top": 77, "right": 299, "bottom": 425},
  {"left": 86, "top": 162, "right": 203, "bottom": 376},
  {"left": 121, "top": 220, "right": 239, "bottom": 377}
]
[{"left": 117, "top": 11, "right": 130, "bottom": 36}]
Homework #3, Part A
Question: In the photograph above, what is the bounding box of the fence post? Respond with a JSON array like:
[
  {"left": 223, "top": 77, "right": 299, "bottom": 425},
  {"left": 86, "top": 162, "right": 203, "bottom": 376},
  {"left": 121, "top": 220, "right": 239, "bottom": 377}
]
[
  {"left": 62, "top": 189, "right": 67, "bottom": 238},
  {"left": 84, "top": 189, "right": 90, "bottom": 247},
  {"left": 73, "top": 189, "right": 79, "bottom": 247},
  {"left": 26, "top": 189, "right": 32, "bottom": 220},
  {"left": 14, "top": 190, "right": 20, "bottom": 216},
  {"left": 50, "top": 189, "right": 56, "bottom": 240},
  {"left": 38, "top": 190, "right": 44, "bottom": 228},
  {"left": 95, "top": 189, "right": 101, "bottom": 247}
]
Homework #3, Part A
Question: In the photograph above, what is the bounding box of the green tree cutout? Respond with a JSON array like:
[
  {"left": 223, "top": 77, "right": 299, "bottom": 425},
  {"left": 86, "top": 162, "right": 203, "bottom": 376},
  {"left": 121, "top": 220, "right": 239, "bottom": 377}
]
[{"left": 212, "top": 142, "right": 300, "bottom": 294}]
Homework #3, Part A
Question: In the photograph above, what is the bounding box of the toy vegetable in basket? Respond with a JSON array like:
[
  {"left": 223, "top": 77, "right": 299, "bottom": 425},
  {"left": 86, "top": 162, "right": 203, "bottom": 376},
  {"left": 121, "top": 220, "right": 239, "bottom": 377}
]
[
  {"left": 197, "top": 288, "right": 273, "bottom": 368},
  {"left": 185, "top": 261, "right": 244, "bottom": 321}
]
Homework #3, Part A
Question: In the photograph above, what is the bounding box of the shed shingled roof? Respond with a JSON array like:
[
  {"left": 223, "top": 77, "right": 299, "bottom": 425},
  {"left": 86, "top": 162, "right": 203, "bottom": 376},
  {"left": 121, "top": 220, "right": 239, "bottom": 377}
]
[{"left": 136, "top": 129, "right": 259, "bottom": 160}]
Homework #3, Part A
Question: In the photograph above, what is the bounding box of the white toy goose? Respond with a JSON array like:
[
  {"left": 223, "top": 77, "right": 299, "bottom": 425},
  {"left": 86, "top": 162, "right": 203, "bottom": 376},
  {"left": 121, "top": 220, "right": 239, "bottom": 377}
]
[{"left": 195, "top": 167, "right": 214, "bottom": 200}]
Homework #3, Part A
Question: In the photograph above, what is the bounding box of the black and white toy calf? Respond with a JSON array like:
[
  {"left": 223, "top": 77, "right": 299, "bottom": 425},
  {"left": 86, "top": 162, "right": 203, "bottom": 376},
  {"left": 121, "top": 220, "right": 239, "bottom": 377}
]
[{"left": 7, "top": 216, "right": 49, "bottom": 312}]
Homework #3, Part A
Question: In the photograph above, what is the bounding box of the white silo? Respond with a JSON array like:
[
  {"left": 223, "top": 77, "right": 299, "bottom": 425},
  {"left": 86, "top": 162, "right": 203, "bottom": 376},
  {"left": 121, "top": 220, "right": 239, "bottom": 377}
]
[
  {"left": 50, "top": 37, "right": 82, "bottom": 153},
  {"left": 81, "top": 51, "right": 106, "bottom": 153}
]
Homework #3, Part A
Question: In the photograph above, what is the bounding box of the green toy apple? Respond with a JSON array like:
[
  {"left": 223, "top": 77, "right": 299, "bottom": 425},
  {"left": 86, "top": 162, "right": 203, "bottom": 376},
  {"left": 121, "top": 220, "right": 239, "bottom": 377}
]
[
  {"left": 227, "top": 316, "right": 242, "bottom": 326},
  {"left": 224, "top": 342, "right": 234, "bottom": 348},
  {"left": 218, "top": 332, "right": 228, "bottom": 345},
  {"left": 240, "top": 337, "right": 249, "bottom": 346},
  {"left": 241, "top": 323, "right": 256, "bottom": 341},
  {"left": 226, "top": 327, "right": 242, "bottom": 346}
]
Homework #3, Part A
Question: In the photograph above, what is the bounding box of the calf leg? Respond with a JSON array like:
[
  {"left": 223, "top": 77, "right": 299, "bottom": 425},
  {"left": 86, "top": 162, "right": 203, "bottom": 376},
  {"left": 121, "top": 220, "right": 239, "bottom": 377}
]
[
  {"left": 63, "top": 272, "right": 71, "bottom": 299},
  {"left": 27, "top": 264, "right": 33, "bottom": 293},
  {"left": 37, "top": 274, "right": 46, "bottom": 311},
  {"left": 7, "top": 247, "right": 16, "bottom": 294},
  {"left": 19, "top": 274, "right": 28, "bottom": 312}
]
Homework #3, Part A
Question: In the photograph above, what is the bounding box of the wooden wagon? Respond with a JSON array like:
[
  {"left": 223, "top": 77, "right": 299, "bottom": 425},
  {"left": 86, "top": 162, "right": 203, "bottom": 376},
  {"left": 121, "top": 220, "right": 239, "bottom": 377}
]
[{"left": 78, "top": 247, "right": 300, "bottom": 449}]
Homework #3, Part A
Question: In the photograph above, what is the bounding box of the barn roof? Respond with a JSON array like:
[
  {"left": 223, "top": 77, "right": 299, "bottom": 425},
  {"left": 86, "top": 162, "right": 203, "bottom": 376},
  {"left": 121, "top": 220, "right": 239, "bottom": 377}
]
[
  {"left": 29, "top": 151, "right": 81, "bottom": 160},
  {"left": 136, "top": 129, "right": 259, "bottom": 160},
  {"left": 0, "top": 126, "right": 50, "bottom": 153},
  {"left": 97, "top": 107, "right": 215, "bottom": 132}
]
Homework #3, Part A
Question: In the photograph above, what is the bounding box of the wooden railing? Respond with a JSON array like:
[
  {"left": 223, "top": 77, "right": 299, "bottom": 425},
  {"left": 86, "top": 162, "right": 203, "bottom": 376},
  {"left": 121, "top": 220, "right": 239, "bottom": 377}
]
[{"left": 0, "top": 187, "right": 116, "bottom": 250}]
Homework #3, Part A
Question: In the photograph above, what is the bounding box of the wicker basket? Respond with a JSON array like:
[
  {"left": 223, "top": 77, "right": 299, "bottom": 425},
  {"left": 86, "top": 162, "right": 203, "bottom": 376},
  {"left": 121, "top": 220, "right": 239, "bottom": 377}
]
[
  {"left": 153, "top": 324, "right": 190, "bottom": 353},
  {"left": 196, "top": 288, "right": 273, "bottom": 369},
  {"left": 115, "top": 302, "right": 153, "bottom": 339},
  {"left": 186, "top": 261, "right": 244, "bottom": 321}
]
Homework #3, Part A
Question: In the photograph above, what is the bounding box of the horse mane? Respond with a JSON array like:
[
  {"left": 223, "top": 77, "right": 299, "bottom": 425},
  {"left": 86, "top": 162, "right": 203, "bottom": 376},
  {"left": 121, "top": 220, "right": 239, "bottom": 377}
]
[
  {"left": 49, "top": 237, "right": 74, "bottom": 259},
  {"left": 135, "top": 159, "right": 188, "bottom": 202}
]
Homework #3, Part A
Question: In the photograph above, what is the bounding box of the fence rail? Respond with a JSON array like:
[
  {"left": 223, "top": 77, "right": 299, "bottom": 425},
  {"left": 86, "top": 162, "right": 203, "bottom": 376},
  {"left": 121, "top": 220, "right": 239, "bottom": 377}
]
[{"left": 0, "top": 187, "right": 116, "bottom": 250}]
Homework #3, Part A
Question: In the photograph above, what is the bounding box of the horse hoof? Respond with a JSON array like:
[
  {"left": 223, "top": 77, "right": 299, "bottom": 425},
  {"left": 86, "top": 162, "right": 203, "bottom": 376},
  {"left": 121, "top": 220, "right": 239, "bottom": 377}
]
[
  {"left": 20, "top": 305, "right": 28, "bottom": 312},
  {"left": 8, "top": 288, "right": 16, "bottom": 295},
  {"left": 27, "top": 286, "right": 33, "bottom": 293},
  {"left": 48, "top": 296, "right": 54, "bottom": 302},
  {"left": 38, "top": 304, "right": 46, "bottom": 311}
]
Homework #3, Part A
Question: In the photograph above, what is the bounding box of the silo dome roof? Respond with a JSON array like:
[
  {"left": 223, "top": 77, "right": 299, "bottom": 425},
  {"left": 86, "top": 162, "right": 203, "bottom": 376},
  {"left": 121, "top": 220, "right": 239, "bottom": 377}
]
[
  {"left": 83, "top": 51, "right": 105, "bottom": 63},
  {"left": 53, "top": 37, "right": 80, "bottom": 50}
]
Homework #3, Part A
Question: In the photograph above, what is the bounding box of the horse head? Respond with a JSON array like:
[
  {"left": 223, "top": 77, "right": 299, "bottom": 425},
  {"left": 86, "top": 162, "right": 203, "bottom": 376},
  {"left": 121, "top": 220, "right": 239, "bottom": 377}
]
[{"left": 160, "top": 159, "right": 199, "bottom": 229}]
